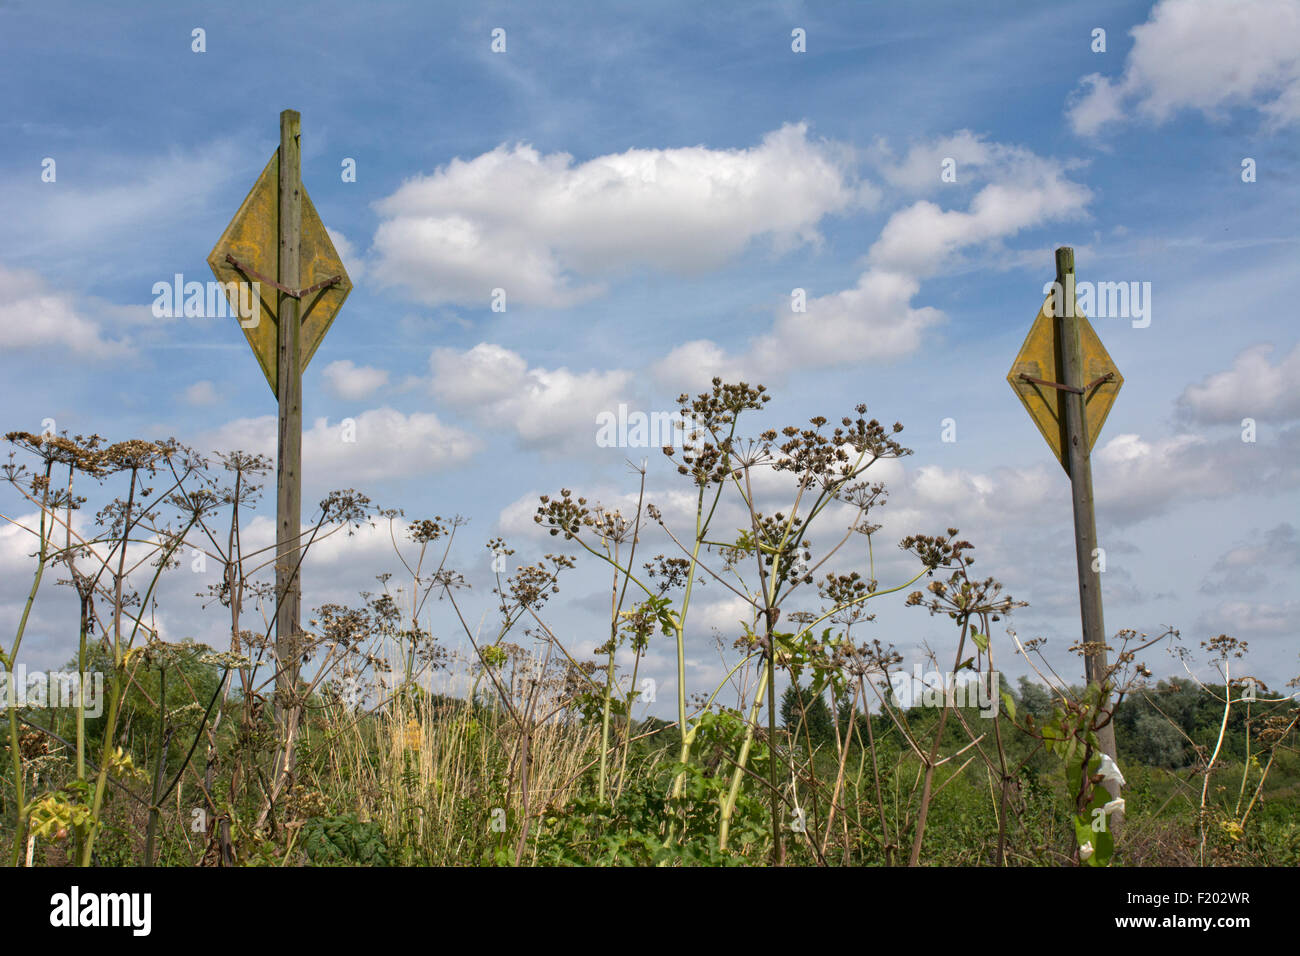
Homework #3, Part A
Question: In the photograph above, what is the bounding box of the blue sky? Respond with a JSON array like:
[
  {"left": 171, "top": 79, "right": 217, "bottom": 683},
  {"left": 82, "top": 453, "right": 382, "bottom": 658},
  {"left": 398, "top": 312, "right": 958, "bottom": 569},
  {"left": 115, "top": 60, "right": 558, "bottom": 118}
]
[{"left": 2, "top": 0, "right": 1298, "bottom": 715}]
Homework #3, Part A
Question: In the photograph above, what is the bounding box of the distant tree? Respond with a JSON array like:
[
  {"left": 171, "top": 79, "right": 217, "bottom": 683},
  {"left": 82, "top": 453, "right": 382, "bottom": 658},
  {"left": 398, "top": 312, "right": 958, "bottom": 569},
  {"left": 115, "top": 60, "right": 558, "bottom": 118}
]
[
  {"left": 1130, "top": 714, "right": 1187, "bottom": 768},
  {"left": 781, "top": 682, "right": 834, "bottom": 748},
  {"left": 1016, "top": 675, "right": 1053, "bottom": 721}
]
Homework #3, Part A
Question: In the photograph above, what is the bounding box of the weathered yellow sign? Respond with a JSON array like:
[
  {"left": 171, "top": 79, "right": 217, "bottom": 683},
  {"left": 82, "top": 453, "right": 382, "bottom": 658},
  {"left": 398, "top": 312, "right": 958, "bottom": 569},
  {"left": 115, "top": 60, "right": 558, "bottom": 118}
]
[
  {"left": 1007, "top": 295, "right": 1123, "bottom": 472},
  {"left": 207, "top": 151, "right": 351, "bottom": 396}
]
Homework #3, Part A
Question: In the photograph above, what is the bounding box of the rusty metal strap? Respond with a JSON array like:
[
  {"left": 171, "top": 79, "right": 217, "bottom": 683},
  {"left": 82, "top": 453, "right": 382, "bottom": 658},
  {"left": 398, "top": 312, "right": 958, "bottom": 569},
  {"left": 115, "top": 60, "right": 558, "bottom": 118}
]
[
  {"left": 225, "top": 254, "right": 341, "bottom": 299},
  {"left": 1019, "top": 372, "right": 1115, "bottom": 395}
]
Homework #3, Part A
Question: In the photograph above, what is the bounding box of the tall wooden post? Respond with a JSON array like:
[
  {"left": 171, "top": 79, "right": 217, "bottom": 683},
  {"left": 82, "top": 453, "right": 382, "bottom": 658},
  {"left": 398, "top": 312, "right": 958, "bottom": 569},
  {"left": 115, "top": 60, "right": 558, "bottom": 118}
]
[
  {"left": 275, "top": 109, "right": 303, "bottom": 745},
  {"left": 1054, "top": 246, "right": 1120, "bottom": 801}
]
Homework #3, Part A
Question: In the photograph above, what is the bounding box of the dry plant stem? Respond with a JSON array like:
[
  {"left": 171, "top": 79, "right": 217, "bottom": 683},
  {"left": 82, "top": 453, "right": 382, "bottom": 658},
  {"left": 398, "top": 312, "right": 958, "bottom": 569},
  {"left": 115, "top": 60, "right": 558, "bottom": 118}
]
[
  {"left": 143, "top": 666, "right": 170, "bottom": 866},
  {"left": 255, "top": 511, "right": 355, "bottom": 825},
  {"left": 204, "top": 472, "right": 244, "bottom": 842},
  {"left": 76, "top": 600, "right": 88, "bottom": 781},
  {"left": 6, "top": 461, "right": 51, "bottom": 867},
  {"left": 907, "top": 618, "right": 970, "bottom": 867},
  {"left": 857, "top": 675, "right": 893, "bottom": 863},
  {"left": 819, "top": 683, "right": 859, "bottom": 858},
  {"left": 82, "top": 497, "right": 197, "bottom": 864},
  {"left": 597, "top": 541, "right": 622, "bottom": 802},
  {"left": 62, "top": 461, "right": 87, "bottom": 791},
  {"left": 610, "top": 471, "right": 646, "bottom": 799},
  {"left": 1240, "top": 712, "right": 1299, "bottom": 826},
  {"left": 614, "top": 645, "right": 643, "bottom": 801}
]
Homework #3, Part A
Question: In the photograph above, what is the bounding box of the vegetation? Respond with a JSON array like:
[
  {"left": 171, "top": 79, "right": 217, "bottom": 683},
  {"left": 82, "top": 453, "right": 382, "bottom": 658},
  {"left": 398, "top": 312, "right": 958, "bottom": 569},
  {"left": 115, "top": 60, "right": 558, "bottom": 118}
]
[{"left": 1, "top": 380, "right": 1296, "bottom": 866}]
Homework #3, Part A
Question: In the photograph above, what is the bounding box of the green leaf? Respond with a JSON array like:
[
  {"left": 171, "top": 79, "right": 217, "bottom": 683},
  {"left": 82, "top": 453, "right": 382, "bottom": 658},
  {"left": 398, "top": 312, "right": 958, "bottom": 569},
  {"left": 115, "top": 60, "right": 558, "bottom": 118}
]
[
  {"left": 999, "top": 690, "right": 1016, "bottom": 722},
  {"left": 970, "top": 630, "right": 989, "bottom": 653}
]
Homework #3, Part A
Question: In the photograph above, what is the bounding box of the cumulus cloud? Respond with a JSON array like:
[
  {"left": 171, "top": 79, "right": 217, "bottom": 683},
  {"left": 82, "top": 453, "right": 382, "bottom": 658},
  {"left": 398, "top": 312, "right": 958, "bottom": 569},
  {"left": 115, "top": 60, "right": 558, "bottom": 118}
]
[
  {"left": 322, "top": 359, "right": 390, "bottom": 400},
  {"left": 369, "top": 123, "right": 862, "bottom": 307},
  {"left": 1067, "top": 0, "right": 1300, "bottom": 135},
  {"left": 651, "top": 339, "right": 759, "bottom": 394},
  {"left": 1176, "top": 343, "right": 1300, "bottom": 425},
  {"left": 325, "top": 228, "right": 365, "bottom": 282},
  {"left": 428, "top": 343, "right": 632, "bottom": 450},
  {"left": 655, "top": 134, "right": 1089, "bottom": 388},
  {"left": 202, "top": 407, "right": 479, "bottom": 483},
  {"left": 866, "top": 176, "right": 1090, "bottom": 278},
  {"left": 0, "top": 263, "right": 129, "bottom": 358},
  {"left": 1094, "top": 426, "right": 1300, "bottom": 524}
]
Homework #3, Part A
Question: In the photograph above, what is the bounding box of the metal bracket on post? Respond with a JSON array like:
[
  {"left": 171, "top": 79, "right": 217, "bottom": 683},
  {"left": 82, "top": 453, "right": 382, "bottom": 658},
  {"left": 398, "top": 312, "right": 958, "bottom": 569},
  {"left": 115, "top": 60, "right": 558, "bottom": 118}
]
[
  {"left": 1018, "top": 371, "right": 1116, "bottom": 395},
  {"left": 225, "top": 254, "right": 341, "bottom": 300}
]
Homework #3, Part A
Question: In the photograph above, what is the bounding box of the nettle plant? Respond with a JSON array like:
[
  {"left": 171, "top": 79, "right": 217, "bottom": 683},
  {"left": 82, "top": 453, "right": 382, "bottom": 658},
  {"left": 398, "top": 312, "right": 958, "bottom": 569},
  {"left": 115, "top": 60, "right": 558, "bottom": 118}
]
[{"left": 534, "top": 378, "right": 1031, "bottom": 863}]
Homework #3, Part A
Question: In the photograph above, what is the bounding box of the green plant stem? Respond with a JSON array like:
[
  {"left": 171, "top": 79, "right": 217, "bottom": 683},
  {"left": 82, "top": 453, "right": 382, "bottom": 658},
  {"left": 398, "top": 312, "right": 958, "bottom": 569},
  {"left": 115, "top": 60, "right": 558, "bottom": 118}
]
[
  {"left": 718, "top": 657, "right": 770, "bottom": 851},
  {"left": 597, "top": 641, "right": 616, "bottom": 802}
]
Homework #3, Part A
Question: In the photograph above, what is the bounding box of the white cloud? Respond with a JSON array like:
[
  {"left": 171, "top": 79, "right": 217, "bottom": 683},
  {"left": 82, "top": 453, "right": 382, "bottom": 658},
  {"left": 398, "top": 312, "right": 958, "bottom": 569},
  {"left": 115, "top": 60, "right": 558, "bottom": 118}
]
[
  {"left": 322, "top": 359, "right": 390, "bottom": 400},
  {"left": 746, "top": 270, "right": 944, "bottom": 379},
  {"left": 867, "top": 172, "right": 1090, "bottom": 278},
  {"left": 429, "top": 343, "right": 632, "bottom": 450},
  {"left": 0, "top": 263, "right": 129, "bottom": 358},
  {"left": 686, "top": 594, "right": 761, "bottom": 640},
  {"left": 651, "top": 339, "right": 762, "bottom": 395},
  {"left": 1067, "top": 0, "right": 1300, "bottom": 135},
  {"left": 369, "top": 123, "right": 862, "bottom": 307},
  {"left": 181, "top": 380, "right": 220, "bottom": 406},
  {"left": 1093, "top": 427, "right": 1300, "bottom": 524},
  {"left": 326, "top": 228, "right": 366, "bottom": 282},
  {"left": 1199, "top": 599, "right": 1300, "bottom": 638},
  {"left": 202, "top": 406, "right": 479, "bottom": 483},
  {"left": 1177, "top": 342, "right": 1300, "bottom": 424},
  {"left": 867, "top": 130, "right": 1067, "bottom": 199},
  {"left": 655, "top": 134, "right": 1089, "bottom": 384},
  {"left": 1066, "top": 75, "right": 1127, "bottom": 138}
]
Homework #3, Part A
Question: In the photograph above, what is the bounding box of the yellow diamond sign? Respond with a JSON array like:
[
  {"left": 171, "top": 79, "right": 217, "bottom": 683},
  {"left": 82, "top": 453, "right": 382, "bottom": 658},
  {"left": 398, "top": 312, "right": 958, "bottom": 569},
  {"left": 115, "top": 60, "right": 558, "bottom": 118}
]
[
  {"left": 1007, "top": 295, "right": 1123, "bottom": 473},
  {"left": 207, "top": 151, "right": 351, "bottom": 397}
]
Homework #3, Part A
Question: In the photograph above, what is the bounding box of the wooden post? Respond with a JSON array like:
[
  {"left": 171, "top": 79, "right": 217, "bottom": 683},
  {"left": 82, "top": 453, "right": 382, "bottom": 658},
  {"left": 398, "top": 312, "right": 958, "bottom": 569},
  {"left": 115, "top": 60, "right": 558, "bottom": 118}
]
[
  {"left": 275, "top": 109, "right": 303, "bottom": 752},
  {"left": 1054, "top": 246, "right": 1121, "bottom": 804}
]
